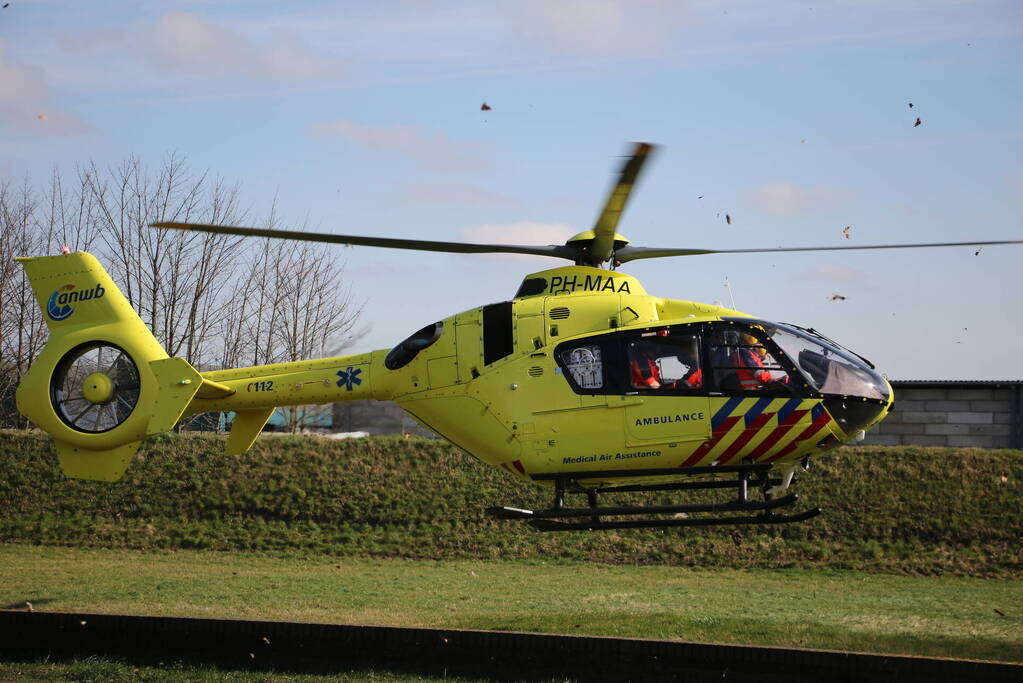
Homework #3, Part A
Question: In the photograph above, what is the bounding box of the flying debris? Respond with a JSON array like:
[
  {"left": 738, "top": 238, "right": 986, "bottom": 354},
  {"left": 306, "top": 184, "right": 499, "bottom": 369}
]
[
  {"left": 725, "top": 214, "right": 732, "bottom": 225},
  {"left": 481, "top": 102, "right": 492, "bottom": 111},
  {"left": 908, "top": 103, "right": 914, "bottom": 109},
  {"left": 914, "top": 117, "right": 922, "bottom": 127},
  {"left": 975, "top": 248, "right": 982, "bottom": 256},
  {"left": 827, "top": 294, "right": 846, "bottom": 301},
  {"left": 842, "top": 226, "right": 850, "bottom": 239}
]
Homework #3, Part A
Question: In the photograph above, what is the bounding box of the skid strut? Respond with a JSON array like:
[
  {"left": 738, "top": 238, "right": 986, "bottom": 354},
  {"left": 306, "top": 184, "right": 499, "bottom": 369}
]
[{"left": 487, "top": 464, "right": 821, "bottom": 531}]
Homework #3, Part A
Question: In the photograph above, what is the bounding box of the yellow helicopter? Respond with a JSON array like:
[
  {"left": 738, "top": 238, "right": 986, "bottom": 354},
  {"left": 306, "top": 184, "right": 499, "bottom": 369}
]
[{"left": 13, "top": 143, "right": 1023, "bottom": 531}]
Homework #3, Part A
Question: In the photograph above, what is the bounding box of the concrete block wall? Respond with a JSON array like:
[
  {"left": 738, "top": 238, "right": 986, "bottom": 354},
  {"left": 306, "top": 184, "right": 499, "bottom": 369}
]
[{"left": 862, "top": 383, "right": 1022, "bottom": 449}]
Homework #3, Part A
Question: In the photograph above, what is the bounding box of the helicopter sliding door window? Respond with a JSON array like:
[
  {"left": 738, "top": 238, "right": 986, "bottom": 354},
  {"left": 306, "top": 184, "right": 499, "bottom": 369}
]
[
  {"left": 627, "top": 331, "right": 703, "bottom": 392},
  {"left": 555, "top": 327, "right": 704, "bottom": 396},
  {"left": 706, "top": 324, "right": 793, "bottom": 394}
]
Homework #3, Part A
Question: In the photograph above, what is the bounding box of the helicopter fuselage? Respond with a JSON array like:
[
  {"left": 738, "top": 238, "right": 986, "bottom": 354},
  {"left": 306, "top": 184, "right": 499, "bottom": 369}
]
[{"left": 190, "top": 265, "right": 894, "bottom": 487}]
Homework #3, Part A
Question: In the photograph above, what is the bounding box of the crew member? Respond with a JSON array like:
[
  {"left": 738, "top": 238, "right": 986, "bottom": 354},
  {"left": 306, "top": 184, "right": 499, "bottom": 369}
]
[
  {"left": 630, "top": 347, "right": 662, "bottom": 389},
  {"left": 735, "top": 333, "right": 776, "bottom": 390}
]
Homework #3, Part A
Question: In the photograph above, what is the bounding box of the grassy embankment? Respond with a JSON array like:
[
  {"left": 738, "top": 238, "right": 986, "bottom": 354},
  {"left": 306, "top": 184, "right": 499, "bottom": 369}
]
[{"left": 1, "top": 430, "right": 1021, "bottom": 575}]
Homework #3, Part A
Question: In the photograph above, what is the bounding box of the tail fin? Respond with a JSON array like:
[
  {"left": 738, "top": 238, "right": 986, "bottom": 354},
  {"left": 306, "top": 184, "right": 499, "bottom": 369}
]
[{"left": 15, "top": 252, "right": 203, "bottom": 481}]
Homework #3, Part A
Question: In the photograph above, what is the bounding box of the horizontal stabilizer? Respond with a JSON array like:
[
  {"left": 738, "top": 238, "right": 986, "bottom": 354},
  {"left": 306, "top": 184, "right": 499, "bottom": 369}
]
[{"left": 195, "top": 377, "right": 235, "bottom": 399}]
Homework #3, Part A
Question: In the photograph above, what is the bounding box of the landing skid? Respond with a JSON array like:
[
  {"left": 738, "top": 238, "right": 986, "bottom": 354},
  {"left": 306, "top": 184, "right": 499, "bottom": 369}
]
[{"left": 487, "top": 464, "right": 821, "bottom": 531}]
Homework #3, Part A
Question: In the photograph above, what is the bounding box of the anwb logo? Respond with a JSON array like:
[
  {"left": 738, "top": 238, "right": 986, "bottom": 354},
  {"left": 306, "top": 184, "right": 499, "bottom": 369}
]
[{"left": 46, "top": 283, "right": 106, "bottom": 321}]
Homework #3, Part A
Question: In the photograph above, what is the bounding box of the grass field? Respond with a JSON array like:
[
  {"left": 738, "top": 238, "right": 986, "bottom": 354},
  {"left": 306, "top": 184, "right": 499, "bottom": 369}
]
[{"left": 2, "top": 544, "right": 1020, "bottom": 664}]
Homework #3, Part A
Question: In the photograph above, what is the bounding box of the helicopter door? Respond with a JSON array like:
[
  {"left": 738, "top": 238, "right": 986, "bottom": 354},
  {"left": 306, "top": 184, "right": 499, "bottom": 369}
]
[
  {"left": 620, "top": 332, "right": 711, "bottom": 446},
  {"left": 454, "top": 309, "right": 483, "bottom": 383},
  {"left": 623, "top": 395, "right": 710, "bottom": 446}
]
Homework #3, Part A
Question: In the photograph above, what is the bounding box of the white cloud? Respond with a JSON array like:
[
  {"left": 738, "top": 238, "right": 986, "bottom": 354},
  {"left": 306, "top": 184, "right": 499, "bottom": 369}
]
[
  {"left": 146, "top": 12, "right": 345, "bottom": 80},
  {"left": 746, "top": 181, "right": 857, "bottom": 216},
  {"left": 515, "top": 0, "right": 688, "bottom": 57},
  {"left": 399, "top": 182, "right": 521, "bottom": 208},
  {"left": 458, "top": 222, "right": 577, "bottom": 262},
  {"left": 54, "top": 12, "right": 345, "bottom": 84},
  {"left": 310, "top": 121, "right": 489, "bottom": 173},
  {"left": 0, "top": 40, "right": 90, "bottom": 136}
]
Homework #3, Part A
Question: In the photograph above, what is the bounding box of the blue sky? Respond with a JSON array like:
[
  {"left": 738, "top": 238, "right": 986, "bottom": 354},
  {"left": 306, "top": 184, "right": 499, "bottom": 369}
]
[{"left": 3, "top": 0, "right": 1021, "bottom": 379}]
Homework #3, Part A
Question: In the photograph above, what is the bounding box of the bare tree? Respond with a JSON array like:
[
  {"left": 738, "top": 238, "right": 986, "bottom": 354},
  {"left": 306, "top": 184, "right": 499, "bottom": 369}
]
[
  {"left": 81, "top": 155, "right": 247, "bottom": 369},
  {"left": 273, "top": 243, "right": 363, "bottom": 432},
  {"left": 0, "top": 156, "right": 367, "bottom": 432},
  {"left": 217, "top": 228, "right": 364, "bottom": 432},
  {"left": 0, "top": 181, "right": 49, "bottom": 428}
]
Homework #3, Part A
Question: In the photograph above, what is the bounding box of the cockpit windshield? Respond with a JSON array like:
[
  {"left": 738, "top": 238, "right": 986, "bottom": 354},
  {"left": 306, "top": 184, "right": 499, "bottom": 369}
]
[{"left": 735, "top": 320, "right": 889, "bottom": 400}]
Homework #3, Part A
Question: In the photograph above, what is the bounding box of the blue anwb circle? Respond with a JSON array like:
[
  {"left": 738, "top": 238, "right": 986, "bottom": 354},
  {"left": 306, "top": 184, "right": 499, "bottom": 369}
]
[{"left": 47, "top": 289, "right": 74, "bottom": 321}]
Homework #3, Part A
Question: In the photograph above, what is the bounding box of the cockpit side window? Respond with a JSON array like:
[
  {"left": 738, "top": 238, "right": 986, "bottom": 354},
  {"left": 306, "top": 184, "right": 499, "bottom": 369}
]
[{"left": 706, "top": 325, "right": 796, "bottom": 395}]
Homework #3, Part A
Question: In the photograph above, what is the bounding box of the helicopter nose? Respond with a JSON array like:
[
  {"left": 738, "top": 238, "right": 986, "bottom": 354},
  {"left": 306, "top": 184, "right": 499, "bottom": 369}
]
[{"left": 822, "top": 396, "right": 890, "bottom": 437}]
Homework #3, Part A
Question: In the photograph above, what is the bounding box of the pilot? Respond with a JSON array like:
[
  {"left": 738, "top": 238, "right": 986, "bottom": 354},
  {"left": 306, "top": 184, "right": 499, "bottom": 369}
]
[{"left": 734, "top": 333, "right": 778, "bottom": 390}]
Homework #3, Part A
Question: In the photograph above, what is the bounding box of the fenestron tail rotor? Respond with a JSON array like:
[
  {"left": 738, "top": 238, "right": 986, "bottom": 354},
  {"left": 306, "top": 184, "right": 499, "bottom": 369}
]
[
  {"left": 50, "top": 342, "right": 141, "bottom": 433},
  {"left": 151, "top": 142, "right": 1022, "bottom": 266}
]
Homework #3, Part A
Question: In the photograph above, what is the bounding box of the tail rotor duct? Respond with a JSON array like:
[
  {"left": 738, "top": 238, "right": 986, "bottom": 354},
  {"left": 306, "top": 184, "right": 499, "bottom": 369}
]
[{"left": 50, "top": 342, "right": 141, "bottom": 433}]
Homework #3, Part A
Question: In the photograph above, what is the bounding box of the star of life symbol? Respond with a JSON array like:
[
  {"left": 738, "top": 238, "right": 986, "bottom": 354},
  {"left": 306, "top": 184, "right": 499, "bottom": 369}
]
[{"left": 336, "top": 366, "right": 362, "bottom": 391}]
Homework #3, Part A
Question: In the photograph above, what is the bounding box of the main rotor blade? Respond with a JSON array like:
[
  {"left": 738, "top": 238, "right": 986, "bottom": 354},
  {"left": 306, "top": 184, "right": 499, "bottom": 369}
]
[
  {"left": 152, "top": 222, "right": 579, "bottom": 260},
  {"left": 615, "top": 239, "right": 1023, "bottom": 263},
  {"left": 589, "top": 142, "right": 656, "bottom": 265}
]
